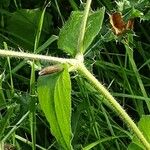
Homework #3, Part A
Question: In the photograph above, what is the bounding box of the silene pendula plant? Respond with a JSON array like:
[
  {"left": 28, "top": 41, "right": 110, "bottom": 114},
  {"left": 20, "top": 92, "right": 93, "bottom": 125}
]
[{"left": 0, "top": 0, "right": 150, "bottom": 150}]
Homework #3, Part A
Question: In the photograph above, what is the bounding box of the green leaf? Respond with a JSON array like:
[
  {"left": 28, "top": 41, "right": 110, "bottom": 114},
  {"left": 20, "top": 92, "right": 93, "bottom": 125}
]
[
  {"left": 128, "top": 143, "right": 143, "bottom": 150},
  {"left": 37, "top": 65, "right": 72, "bottom": 150},
  {"left": 142, "top": 11, "right": 150, "bottom": 21},
  {"left": 58, "top": 7, "right": 105, "bottom": 56},
  {"left": 117, "top": 0, "right": 149, "bottom": 13},
  {"left": 0, "top": 107, "right": 14, "bottom": 140},
  {"left": 128, "top": 115, "right": 150, "bottom": 150},
  {"left": 83, "top": 7, "right": 105, "bottom": 53},
  {"left": 6, "top": 9, "right": 52, "bottom": 50},
  {"left": 0, "top": 0, "right": 10, "bottom": 8},
  {"left": 123, "top": 7, "right": 143, "bottom": 22},
  {"left": 83, "top": 136, "right": 121, "bottom": 150},
  {"left": 0, "top": 73, "right": 5, "bottom": 106},
  {"left": 36, "top": 35, "right": 58, "bottom": 53},
  {"left": 130, "top": 7, "right": 143, "bottom": 18}
]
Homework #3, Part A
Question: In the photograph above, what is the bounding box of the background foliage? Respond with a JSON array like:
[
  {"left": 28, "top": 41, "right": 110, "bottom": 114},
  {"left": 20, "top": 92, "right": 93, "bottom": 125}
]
[{"left": 0, "top": 0, "right": 150, "bottom": 149}]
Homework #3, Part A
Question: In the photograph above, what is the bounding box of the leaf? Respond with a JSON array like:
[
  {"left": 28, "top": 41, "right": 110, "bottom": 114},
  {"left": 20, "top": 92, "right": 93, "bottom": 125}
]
[
  {"left": 0, "top": 107, "right": 14, "bottom": 140},
  {"left": 83, "top": 7, "right": 105, "bottom": 53},
  {"left": 6, "top": 9, "right": 52, "bottom": 50},
  {"left": 128, "top": 143, "right": 143, "bottom": 150},
  {"left": 122, "top": 7, "right": 143, "bottom": 22},
  {"left": 117, "top": 0, "right": 149, "bottom": 13},
  {"left": 34, "top": 6, "right": 47, "bottom": 51},
  {"left": 130, "top": 7, "right": 143, "bottom": 18},
  {"left": 36, "top": 35, "right": 58, "bottom": 53},
  {"left": 128, "top": 115, "right": 150, "bottom": 150},
  {"left": 0, "top": 73, "right": 5, "bottom": 106},
  {"left": 0, "top": 0, "right": 10, "bottom": 8},
  {"left": 83, "top": 136, "right": 121, "bottom": 150},
  {"left": 37, "top": 65, "right": 72, "bottom": 150},
  {"left": 58, "top": 7, "right": 105, "bottom": 56},
  {"left": 142, "top": 11, "right": 150, "bottom": 21}
]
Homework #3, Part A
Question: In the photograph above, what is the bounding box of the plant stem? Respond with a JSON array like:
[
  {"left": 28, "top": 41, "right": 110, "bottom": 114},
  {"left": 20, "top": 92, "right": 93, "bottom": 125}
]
[
  {"left": 54, "top": 0, "right": 64, "bottom": 25},
  {"left": 30, "top": 61, "right": 36, "bottom": 150},
  {"left": 30, "top": 4, "right": 47, "bottom": 149},
  {"left": 77, "top": 0, "right": 92, "bottom": 53},
  {"left": 0, "top": 49, "right": 76, "bottom": 65},
  {"left": 77, "top": 63, "right": 150, "bottom": 150},
  {"left": 3, "top": 42, "right": 14, "bottom": 95},
  {"left": 124, "top": 42, "right": 150, "bottom": 112},
  {"left": 1, "top": 111, "right": 29, "bottom": 142},
  {"left": 5, "top": 60, "right": 26, "bottom": 79},
  {"left": 69, "top": 0, "right": 78, "bottom": 10},
  {"left": 0, "top": 142, "right": 4, "bottom": 150},
  {"left": 0, "top": 50, "right": 150, "bottom": 149},
  {"left": 15, "top": 135, "right": 46, "bottom": 150},
  {"left": 29, "top": 111, "right": 36, "bottom": 150}
]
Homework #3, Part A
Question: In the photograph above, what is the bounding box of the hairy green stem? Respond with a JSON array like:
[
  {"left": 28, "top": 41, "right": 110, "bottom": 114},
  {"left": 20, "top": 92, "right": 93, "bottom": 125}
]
[
  {"left": 0, "top": 49, "right": 76, "bottom": 64},
  {"left": 77, "top": 63, "right": 150, "bottom": 150},
  {"left": 77, "top": 0, "right": 92, "bottom": 53},
  {"left": 0, "top": 49, "right": 150, "bottom": 149}
]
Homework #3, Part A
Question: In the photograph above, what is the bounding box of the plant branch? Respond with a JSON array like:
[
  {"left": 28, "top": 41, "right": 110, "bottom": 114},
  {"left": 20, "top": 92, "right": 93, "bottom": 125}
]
[
  {"left": 1, "top": 49, "right": 150, "bottom": 149},
  {"left": 0, "top": 49, "right": 77, "bottom": 65},
  {"left": 77, "top": 0, "right": 92, "bottom": 53},
  {"left": 77, "top": 63, "right": 150, "bottom": 150}
]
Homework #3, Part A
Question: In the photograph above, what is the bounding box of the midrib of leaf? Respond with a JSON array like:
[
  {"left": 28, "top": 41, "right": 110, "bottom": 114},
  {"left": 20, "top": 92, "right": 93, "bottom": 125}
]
[{"left": 54, "top": 71, "right": 72, "bottom": 150}]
